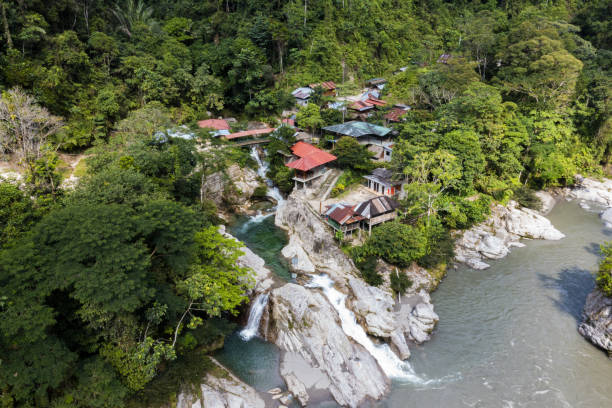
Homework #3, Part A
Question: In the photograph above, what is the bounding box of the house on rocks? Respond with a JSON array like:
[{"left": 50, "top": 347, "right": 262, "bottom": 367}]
[
  {"left": 322, "top": 195, "right": 399, "bottom": 235},
  {"left": 363, "top": 168, "right": 403, "bottom": 197},
  {"left": 354, "top": 195, "right": 399, "bottom": 234},
  {"left": 285, "top": 141, "right": 337, "bottom": 189},
  {"left": 323, "top": 202, "right": 364, "bottom": 235}
]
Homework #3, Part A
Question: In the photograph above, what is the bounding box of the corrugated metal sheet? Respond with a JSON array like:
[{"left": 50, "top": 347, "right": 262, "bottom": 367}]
[
  {"left": 197, "top": 119, "right": 230, "bottom": 130},
  {"left": 225, "top": 128, "right": 275, "bottom": 139},
  {"left": 286, "top": 142, "right": 337, "bottom": 171}
]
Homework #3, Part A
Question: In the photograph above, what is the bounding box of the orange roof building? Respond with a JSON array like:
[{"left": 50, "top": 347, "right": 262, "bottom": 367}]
[
  {"left": 197, "top": 119, "right": 230, "bottom": 130},
  {"left": 286, "top": 141, "right": 336, "bottom": 189}
]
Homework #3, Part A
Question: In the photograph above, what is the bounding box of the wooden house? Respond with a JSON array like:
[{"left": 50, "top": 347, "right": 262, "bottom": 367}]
[
  {"left": 363, "top": 168, "right": 402, "bottom": 196},
  {"left": 354, "top": 196, "right": 399, "bottom": 234},
  {"left": 285, "top": 142, "right": 337, "bottom": 189}
]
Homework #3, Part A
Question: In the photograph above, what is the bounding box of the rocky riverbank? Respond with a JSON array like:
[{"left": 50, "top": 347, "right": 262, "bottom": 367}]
[
  {"left": 175, "top": 357, "right": 268, "bottom": 408},
  {"left": 578, "top": 289, "right": 612, "bottom": 357},
  {"left": 454, "top": 199, "right": 565, "bottom": 270},
  {"left": 265, "top": 192, "right": 440, "bottom": 406},
  {"left": 563, "top": 176, "right": 612, "bottom": 355}
]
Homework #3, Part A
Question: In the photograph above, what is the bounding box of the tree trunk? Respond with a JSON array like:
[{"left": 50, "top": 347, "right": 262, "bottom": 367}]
[
  {"left": 1, "top": 1, "right": 12, "bottom": 49},
  {"left": 304, "top": 0, "right": 307, "bottom": 28}
]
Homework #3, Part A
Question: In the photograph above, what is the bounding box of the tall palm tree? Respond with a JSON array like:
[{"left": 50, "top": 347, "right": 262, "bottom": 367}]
[{"left": 112, "top": 0, "right": 154, "bottom": 38}]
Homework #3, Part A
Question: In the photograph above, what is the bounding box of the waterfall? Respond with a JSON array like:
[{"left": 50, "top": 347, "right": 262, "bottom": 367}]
[
  {"left": 250, "top": 147, "right": 285, "bottom": 207},
  {"left": 239, "top": 293, "right": 270, "bottom": 341},
  {"left": 306, "top": 274, "right": 429, "bottom": 384}
]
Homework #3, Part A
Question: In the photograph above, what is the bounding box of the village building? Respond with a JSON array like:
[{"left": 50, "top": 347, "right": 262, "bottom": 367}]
[
  {"left": 292, "top": 87, "right": 314, "bottom": 106},
  {"left": 365, "top": 78, "right": 387, "bottom": 88},
  {"left": 323, "top": 121, "right": 392, "bottom": 146},
  {"left": 354, "top": 195, "right": 399, "bottom": 234},
  {"left": 323, "top": 202, "right": 363, "bottom": 235},
  {"left": 384, "top": 104, "right": 411, "bottom": 125},
  {"left": 437, "top": 53, "right": 452, "bottom": 64},
  {"left": 197, "top": 118, "right": 231, "bottom": 137},
  {"left": 363, "top": 168, "right": 402, "bottom": 196},
  {"left": 310, "top": 81, "right": 337, "bottom": 97},
  {"left": 286, "top": 141, "right": 337, "bottom": 189},
  {"left": 292, "top": 81, "right": 337, "bottom": 106}
]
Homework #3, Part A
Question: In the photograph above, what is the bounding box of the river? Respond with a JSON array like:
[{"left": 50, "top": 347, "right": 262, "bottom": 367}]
[{"left": 219, "top": 200, "right": 612, "bottom": 407}]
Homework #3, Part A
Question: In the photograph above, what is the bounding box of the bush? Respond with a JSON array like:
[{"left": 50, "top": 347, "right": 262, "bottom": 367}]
[
  {"left": 363, "top": 222, "right": 427, "bottom": 267},
  {"left": 390, "top": 270, "right": 412, "bottom": 296},
  {"left": 417, "top": 219, "right": 455, "bottom": 268},
  {"left": 252, "top": 185, "right": 268, "bottom": 199},
  {"left": 597, "top": 242, "right": 612, "bottom": 297},
  {"left": 355, "top": 255, "right": 383, "bottom": 287},
  {"left": 513, "top": 186, "right": 542, "bottom": 210}
]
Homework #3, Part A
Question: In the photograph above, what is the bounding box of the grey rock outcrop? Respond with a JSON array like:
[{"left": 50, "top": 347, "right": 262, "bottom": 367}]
[
  {"left": 202, "top": 164, "right": 260, "bottom": 207},
  {"left": 568, "top": 176, "right": 612, "bottom": 207},
  {"left": 579, "top": 289, "right": 612, "bottom": 356},
  {"left": 455, "top": 201, "right": 564, "bottom": 269},
  {"left": 601, "top": 208, "right": 612, "bottom": 227},
  {"left": 275, "top": 193, "right": 357, "bottom": 279},
  {"left": 176, "top": 358, "right": 266, "bottom": 408},
  {"left": 535, "top": 191, "right": 557, "bottom": 214},
  {"left": 265, "top": 283, "right": 388, "bottom": 407}
]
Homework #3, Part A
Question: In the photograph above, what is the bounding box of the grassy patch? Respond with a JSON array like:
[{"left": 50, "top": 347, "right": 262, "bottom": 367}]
[{"left": 330, "top": 169, "right": 363, "bottom": 198}]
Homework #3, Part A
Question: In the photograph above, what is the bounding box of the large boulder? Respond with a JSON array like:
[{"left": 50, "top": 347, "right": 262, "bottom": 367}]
[
  {"left": 265, "top": 283, "right": 388, "bottom": 407},
  {"left": 176, "top": 358, "right": 266, "bottom": 408},
  {"left": 275, "top": 193, "right": 357, "bottom": 279},
  {"left": 348, "top": 277, "right": 395, "bottom": 337},
  {"left": 455, "top": 201, "right": 564, "bottom": 269},
  {"left": 535, "top": 191, "right": 557, "bottom": 214},
  {"left": 569, "top": 176, "right": 612, "bottom": 207},
  {"left": 201, "top": 164, "right": 260, "bottom": 207},
  {"left": 578, "top": 289, "right": 612, "bottom": 355}
]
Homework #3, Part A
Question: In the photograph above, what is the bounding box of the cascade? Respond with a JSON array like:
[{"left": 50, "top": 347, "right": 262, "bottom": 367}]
[
  {"left": 250, "top": 147, "right": 285, "bottom": 207},
  {"left": 306, "top": 274, "right": 429, "bottom": 384},
  {"left": 239, "top": 293, "right": 270, "bottom": 341}
]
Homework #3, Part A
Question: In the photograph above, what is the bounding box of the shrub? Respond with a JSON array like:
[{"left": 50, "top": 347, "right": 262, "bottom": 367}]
[
  {"left": 513, "top": 186, "right": 542, "bottom": 210},
  {"left": 597, "top": 242, "right": 612, "bottom": 297},
  {"left": 390, "top": 270, "right": 413, "bottom": 296},
  {"left": 252, "top": 185, "right": 268, "bottom": 199},
  {"left": 356, "top": 255, "right": 383, "bottom": 287},
  {"left": 363, "top": 222, "right": 427, "bottom": 267}
]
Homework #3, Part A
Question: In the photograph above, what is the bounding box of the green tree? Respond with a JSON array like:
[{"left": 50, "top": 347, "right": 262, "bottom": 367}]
[
  {"left": 296, "top": 103, "right": 324, "bottom": 135},
  {"left": 597, "top": 242, "right": 612, "bottom": 297},
  {"left": 333, "top": 136, "right": 374, "bottom": 172},
  {"left": 363, "top": 222, "right": 427, "bottom": 267}
]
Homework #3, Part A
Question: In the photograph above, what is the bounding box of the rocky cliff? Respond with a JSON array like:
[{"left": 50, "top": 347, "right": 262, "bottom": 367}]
[
  {"left": 454, "top": 200, "right": 565, "bottom": 269},
  {"left": 265, "top": 283, "right": 389, "bottom": 407},
  {"left": 578, "top": 289, "right": 612, "bottom": 357},
  {"left": 202, "top": 164, "right": 260, "bottom": 208},
  {"left": 270, "top": 193, "right": 440, "bottom": 406},
  {"left": 175, "top": 358, "right": 267, "bottom": 408}
]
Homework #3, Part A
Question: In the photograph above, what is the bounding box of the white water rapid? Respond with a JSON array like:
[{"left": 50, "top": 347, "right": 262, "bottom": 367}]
[
  {"left": 239, "top": 293, "right": 270, "bottom": 341},
  {"left": 306, "top": 274, "right": 429, "bottom": 384},
  {"left": 250, "top": 147, "right": 285, "bottom": 206}
]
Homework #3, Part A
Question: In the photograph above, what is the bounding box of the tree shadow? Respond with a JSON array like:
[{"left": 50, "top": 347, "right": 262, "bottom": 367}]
[
  {"left": 537, "top": 267, "right": 595, "bottom": 324},
  {"left": 584, "top": 242, "right": 603, "bottom": 256}
]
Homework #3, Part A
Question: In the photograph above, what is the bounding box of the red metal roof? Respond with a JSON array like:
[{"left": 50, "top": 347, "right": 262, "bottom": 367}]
[
  {"left": 350, "top": 101, "right": 375, "bottom": 111},
  {"left": 197, "top": 119, "right": 230, "bottom": 130},
  {"left": 366, "top": 97, "right": 387, "bottom": 107},
  {"left": 384, "top": 108, "right": 408, "bottom": 122},
  {"left": 281, "top": 118, "right": 295, "bottom": 127},
  {"left": 224, "top": 128, "right": 275, "bottom": 140},
  {"left": 309, "top": 81, "right": 337, "bottom": 91},
  {"left": 326, "top": 204, "right": 364, "bottom": 225},
  {"left": 286, "top": 142, "right": 336, "bottom": 172}
]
